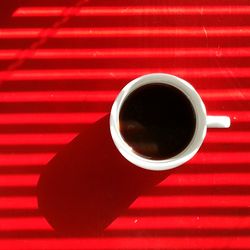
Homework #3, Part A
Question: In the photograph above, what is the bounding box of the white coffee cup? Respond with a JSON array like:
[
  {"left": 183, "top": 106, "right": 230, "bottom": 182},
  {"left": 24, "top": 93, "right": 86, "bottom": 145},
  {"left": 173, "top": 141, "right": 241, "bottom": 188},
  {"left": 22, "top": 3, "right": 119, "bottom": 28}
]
[{"left": 110, "top": 73, "right": 230, "bottom": 171}]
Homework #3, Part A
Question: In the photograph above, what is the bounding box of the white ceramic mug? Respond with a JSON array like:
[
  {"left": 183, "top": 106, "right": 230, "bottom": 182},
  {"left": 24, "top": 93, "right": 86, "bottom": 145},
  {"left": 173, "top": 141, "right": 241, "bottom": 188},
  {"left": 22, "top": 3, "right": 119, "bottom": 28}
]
[{"left": 110, "top": 73, "right": 230, "bottom": 171}]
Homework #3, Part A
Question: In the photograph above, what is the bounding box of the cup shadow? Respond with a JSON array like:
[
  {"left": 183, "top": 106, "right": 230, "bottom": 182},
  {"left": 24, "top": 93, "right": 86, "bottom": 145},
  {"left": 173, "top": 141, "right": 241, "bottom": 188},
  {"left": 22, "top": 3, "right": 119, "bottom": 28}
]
[{"left": 37, "top": 115, "right": 170, "bottom": 236}]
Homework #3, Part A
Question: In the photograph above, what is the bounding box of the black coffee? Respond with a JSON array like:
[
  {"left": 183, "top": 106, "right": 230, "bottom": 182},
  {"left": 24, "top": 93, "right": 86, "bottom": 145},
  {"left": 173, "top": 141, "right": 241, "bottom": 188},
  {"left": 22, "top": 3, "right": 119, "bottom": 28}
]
[{"left": 119, "top": 84, "right": 196, "bottom": 160}]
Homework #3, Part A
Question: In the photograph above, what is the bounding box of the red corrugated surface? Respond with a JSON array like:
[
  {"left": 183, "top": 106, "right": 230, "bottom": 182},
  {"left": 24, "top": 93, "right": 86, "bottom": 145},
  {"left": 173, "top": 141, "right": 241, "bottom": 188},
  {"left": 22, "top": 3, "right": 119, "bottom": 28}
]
[{"left": 0, "top": 0, "right": 250, "bottom": 249}]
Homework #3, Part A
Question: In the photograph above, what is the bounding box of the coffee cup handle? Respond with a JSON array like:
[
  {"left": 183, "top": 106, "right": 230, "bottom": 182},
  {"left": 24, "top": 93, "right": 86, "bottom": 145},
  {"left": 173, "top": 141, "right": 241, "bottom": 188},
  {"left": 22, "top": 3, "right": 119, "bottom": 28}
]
[{"left": 206, "top": 116, "right": 231, "bottom": 128}]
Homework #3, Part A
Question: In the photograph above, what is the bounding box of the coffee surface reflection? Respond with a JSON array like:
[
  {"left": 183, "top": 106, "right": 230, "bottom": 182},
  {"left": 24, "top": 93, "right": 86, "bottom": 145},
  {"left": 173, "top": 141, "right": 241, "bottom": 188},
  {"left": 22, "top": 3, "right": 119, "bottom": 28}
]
[{"left": 119, "top": 84, "right": 196, "bottom": 159}]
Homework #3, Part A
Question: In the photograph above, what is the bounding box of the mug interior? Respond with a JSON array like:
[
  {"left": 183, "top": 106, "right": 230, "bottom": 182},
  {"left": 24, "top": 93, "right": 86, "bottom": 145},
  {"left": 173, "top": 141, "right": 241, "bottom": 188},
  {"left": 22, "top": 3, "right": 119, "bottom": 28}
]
[{"left": 110, "top": 73, "right": 207, "bottom": 171}]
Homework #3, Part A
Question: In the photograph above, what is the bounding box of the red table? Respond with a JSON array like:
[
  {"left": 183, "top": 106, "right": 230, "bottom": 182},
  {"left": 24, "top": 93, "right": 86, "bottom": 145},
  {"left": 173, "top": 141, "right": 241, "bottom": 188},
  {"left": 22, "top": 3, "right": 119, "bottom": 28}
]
[{"left": 0, "top": 0, "right": 250, "bottom": 249}]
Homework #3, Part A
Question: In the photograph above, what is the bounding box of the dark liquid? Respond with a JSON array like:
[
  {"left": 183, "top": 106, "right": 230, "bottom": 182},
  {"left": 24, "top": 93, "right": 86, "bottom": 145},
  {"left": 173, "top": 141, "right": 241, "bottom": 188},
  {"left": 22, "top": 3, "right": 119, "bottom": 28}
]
[{"left": 119, "top": 84, "right": 196, "bottom": 160}]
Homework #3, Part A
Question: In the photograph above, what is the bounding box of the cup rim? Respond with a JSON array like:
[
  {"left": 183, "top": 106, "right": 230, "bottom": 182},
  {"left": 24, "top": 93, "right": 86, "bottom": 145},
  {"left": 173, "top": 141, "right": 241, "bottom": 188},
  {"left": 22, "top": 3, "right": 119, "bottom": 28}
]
[{"left": 110, "top": 73, "right": 207, "bottom": 171}]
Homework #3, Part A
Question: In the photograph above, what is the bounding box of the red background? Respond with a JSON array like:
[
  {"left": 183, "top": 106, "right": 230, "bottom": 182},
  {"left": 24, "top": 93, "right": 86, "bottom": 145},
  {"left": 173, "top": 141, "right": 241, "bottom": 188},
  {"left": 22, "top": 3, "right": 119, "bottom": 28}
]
[{"left": 0, "top": 0, "right": 250, "bottom": 249}]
